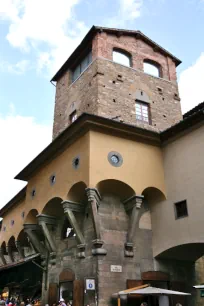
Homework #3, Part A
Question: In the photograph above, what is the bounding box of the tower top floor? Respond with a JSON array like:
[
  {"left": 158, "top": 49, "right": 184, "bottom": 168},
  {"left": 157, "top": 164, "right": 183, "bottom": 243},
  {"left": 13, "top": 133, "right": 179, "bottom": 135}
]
[{"left": 52, "top": 26, "right": 182, "bottom": 139}]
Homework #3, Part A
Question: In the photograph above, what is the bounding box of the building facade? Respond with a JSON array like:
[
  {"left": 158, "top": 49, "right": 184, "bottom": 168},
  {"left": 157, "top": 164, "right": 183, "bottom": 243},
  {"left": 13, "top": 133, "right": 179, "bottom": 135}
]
[{"left": 0, "top": 26, "right": 203, "bottom": 306}]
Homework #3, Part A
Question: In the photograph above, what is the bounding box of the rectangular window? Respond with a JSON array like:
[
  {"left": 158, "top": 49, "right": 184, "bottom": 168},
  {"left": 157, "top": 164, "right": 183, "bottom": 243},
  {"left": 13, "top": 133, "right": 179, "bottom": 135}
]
[
  {"left": 135, "top": 101, "right": 150, "bottom": 124},
  {"left": 72, "top": 51, "right": 92, "bottom": 83},
  {"left": 174, "top": 200, "right": 188, "bottom": 219},
  {"left": 70, "top": 110, "right": 77, "bottom": 123}
]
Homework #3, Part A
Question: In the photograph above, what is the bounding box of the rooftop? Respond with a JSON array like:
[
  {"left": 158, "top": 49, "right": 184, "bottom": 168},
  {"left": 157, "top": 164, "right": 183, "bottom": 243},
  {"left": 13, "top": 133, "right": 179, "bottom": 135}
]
[{"left": 51, "top": 25, "right": 182, "bottom": 82}]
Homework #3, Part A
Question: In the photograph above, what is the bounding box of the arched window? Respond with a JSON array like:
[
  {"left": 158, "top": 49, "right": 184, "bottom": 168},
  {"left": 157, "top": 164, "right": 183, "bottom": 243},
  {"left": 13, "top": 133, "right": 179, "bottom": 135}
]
[
  {"left": 113, "top": 49, "right": 131, "bottom": 67},
  {"left": 143, "top": 60, "right": 161, "bottom": 78}
]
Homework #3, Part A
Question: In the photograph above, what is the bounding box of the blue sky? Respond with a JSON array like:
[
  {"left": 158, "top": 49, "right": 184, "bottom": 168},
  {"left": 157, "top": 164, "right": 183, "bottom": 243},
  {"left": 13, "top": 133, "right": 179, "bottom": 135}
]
[{"left": 0, "top": 0, "right": 204, "bottom": 206}]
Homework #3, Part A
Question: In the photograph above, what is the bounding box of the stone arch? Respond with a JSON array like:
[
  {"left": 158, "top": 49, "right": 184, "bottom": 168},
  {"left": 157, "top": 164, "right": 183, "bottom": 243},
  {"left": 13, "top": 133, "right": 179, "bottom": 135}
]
[
  {"left": 24, "top": 209, "right": 39, "bottom": 224},
  {"left": 8, "top": 236, "right": 17, "bottom": 250},
  {"left": 142, "top": 186, "right": 166, "bottom": 205},
  {"left": 156, "top": 243, "right": 204, "bottom": 262},
  {"left": 96, "top": 179, "right": 136, "bottom": 201},
  {"left": 67, "top": 181, "right": 87, "bottom": 203},
  {"left": 41, "top": 197, "right": 64, "bottom": 218},
  {"left": 143, "top": 58, "right": 162, "bottom": 78},
  {"left": 17, "top": 229, "right": 30, "bottom": 247},
  {"left": 59, "top": 268, "right": 75, "bottom": 282}
]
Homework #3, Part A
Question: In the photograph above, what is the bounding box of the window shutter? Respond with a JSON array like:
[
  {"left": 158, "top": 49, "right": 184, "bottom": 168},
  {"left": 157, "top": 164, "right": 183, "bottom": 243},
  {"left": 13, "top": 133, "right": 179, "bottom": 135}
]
[
  {"left": 48, "top": 283, "right": 58, "bottom": 306},
  {"left": 73, "top": 280, "right": 84, "bottom": 306}
]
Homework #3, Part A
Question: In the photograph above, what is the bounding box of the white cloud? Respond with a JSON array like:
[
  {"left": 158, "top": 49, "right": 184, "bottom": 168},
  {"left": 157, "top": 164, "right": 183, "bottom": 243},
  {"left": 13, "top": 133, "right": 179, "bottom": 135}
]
[
  {"left": 179, "top": 53, "right": 204, "bottom": 113},
  {"left": 0, "top": 0, "right": 88, "bottom": 75},
  {"left": 119, "top": 0, "right": 143, "bottom": 21},
  {"left": 0, "top": 107, "right": 52, "bottom": 208},
  {"left": 0, "top": 59, "right": 30, "bottom": 75},
  {"left": 106, "top": 0, "right": 143, "bottom": 27}
]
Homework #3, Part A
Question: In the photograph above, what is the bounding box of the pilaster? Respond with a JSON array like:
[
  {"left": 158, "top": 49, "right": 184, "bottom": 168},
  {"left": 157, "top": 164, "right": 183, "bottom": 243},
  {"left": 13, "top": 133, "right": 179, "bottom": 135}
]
[
  {"left": 123, "top": 195, "right": 144, "bottom": 257},
  {"left": 86, "top": 188, "right": 107, "bottom": 256}
]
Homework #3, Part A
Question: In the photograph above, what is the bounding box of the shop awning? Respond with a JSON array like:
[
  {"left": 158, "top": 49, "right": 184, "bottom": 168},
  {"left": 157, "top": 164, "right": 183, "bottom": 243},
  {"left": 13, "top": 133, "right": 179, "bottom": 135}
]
[
  {"left": 118, "top": 285, "right": 191, "bottom": 296},
  {"left": 0, "top": 253, "right": 40, "bottom": 272}
]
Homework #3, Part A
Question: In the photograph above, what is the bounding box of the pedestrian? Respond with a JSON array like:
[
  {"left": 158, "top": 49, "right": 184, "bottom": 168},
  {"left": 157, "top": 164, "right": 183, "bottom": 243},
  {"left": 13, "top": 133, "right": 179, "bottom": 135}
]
[
  {"left": 59, "top": 299, "right": 66, "bottom": 306},
  {"left": 141, "top": 303, "right": 148, "bottom": 306}
]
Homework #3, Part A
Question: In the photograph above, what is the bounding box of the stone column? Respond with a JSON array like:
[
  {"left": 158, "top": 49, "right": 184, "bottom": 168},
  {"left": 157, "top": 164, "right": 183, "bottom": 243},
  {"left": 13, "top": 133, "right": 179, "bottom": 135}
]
[
  {"left": 6, "top": 245, "right": 14, "bottom": 262},
  {"left": 0, "top": 248, "right": 7, "bottom": 265},
  {"left": 86, "top": 188, "right": 107, "bottom": 255},
  {"left": 24, "top": 224, "right": 46, "bottom": 255},
  {"left": 15, "top": 240, "right": 25, "bottom": 259},
  {"left": 123, "top": 195, "right": 143, "bottom": 257},
  {"left": 37, "top": 214, "right": 57, "bottom": 265},
  {"left": 62, "top": 200, "right": 85, "bottom": 258}
]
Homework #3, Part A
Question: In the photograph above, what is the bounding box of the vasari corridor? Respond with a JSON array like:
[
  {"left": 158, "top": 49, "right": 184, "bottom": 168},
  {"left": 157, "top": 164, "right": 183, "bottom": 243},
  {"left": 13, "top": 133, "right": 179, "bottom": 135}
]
[{"left": 0, "top": 25, "right": 204, "bottom": 306}]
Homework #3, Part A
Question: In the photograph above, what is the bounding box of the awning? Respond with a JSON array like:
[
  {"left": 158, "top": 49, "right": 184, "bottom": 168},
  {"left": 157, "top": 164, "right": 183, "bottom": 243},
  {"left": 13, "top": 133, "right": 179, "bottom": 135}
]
[
  {"left": 117, "top": 285, "right": 191, "bottom": 296},
  {"left": 0, "top": 253, "right": 40, "bottom": 272}
]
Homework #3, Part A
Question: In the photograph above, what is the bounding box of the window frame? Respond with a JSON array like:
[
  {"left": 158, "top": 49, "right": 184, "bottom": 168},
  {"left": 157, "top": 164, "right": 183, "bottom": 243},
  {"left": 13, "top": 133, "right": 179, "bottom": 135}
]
[
  {"left": 135, "top": 100, "right": 151, "bottom": 125},
  {"left": 71, "top": 50, "right": 92, "bottom": 83},
  {"left": 143, "top": 59, "right": 162, "bottom": 78},
  {"left": 112, "top": 48, "right": 132, "bottom": 67},
  {"left": 174, "top": 200, "right": 188, "bottom": 220}
]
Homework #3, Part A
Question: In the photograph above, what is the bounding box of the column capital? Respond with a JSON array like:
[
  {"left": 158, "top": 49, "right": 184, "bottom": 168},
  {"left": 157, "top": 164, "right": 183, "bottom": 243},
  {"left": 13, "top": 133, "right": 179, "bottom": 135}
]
[
  {"left": 37, "top": 214, "right": 57, "bottom": 226},
  {"left": 85, "top": 188, "right": 101, "bottom": 207},
  {"left": 23, "top": 223, "right": 41, "bottom": 231},
  {"left": 123, "top": 195, "right": 144, "bottom": 212},
  {"left": 62, "top": 200, "right": 85, "bottom": 213}
]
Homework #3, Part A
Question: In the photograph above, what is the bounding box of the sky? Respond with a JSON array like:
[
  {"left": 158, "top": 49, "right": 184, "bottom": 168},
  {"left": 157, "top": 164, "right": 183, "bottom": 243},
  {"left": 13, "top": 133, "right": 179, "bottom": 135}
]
[{"left": 0, "top": 0, "right": 204, "bottom": 208}]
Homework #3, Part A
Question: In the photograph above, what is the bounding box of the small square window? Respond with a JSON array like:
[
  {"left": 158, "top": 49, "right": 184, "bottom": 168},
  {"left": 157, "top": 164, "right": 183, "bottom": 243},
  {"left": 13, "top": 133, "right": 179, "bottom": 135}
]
[
  {"left": 70, "top": 111, "right": 77, "bottom": 123},
  {"left": 174, "top": 200, "right": 188, "bottom": 219}
]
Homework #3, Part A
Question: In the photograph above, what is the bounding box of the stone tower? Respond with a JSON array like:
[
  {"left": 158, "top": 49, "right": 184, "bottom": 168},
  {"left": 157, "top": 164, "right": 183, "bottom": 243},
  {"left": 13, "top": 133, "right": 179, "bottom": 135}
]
[{"left": 51, "top": 26, "right": 182, "bottom": 139}]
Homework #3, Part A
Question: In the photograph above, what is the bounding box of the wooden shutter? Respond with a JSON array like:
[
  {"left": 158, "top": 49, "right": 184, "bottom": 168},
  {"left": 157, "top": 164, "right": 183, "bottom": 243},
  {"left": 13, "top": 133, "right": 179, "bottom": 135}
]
[
  {"left": 73, "top": 280, "right": 84, "bottom": 306},
  {"left": 48, "top": 283, "right": 58, "bottom": 306}
]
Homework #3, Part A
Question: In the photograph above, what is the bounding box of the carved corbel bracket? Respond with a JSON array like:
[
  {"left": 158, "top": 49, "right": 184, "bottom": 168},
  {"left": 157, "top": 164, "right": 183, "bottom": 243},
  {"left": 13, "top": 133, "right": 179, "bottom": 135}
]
[
  {"left": 23, "top": 224, "right": 47, "bottom": 255},
  {"left": 77, "top": 244, "right": 86, "bottom": 258},
  {"left": 37, "top": 214, "right": 57, "bottom": 256},
  {"left": 62, "top": 200, "right": 85, "bottom": 258},
  {"left": 123, "top": 195, "right": 144, "bottom": 257},
  {"left": 86, "top": 188, "right": 107, "bottom": 256}
]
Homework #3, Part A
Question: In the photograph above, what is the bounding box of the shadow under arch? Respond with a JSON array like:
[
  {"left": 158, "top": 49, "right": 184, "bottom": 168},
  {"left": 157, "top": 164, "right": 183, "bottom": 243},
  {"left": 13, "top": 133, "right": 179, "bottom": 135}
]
[
  {"left": 17, "top": 229, "right": 30, "bottom": 247},
  {"left": 67, "top": 181, "right": 87, "bottom": 203},
  {"left": 156, "top": 242, "right": 204, "bottom": 262},
  {"left": 41, "top": 197, "right": 64, "bottom": 218},
  {"left": 96, "top": 179, "right": 136, "bottom": 201},
  {"left": 8, "top": 236, "right": 17, "bottom": 251},
  {"left": 1, "top": 241, "right": 7, "bottom": 255},
  {"left": 142, "top": 186, "right": 166, "bottom": 205},
  {"left": 24, "top": 209, "right": 39, "bottom": 224}
]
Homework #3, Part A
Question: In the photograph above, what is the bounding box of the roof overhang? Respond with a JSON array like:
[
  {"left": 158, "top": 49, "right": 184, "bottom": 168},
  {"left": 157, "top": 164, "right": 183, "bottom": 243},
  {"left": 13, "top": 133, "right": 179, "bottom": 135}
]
[
  {"left": 51, "top": 25, "right": 181, "bottom": 82},
  {"left": 14, "top": 113, "right": 160, "bottom": 182}
]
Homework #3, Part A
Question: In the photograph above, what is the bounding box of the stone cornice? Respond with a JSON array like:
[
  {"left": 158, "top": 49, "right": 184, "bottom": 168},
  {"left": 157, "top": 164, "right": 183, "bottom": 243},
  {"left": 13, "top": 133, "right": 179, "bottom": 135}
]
[
  {"left": 62, "top": 200, "right": 85, "bottom": 213},
  {"left": 37, "top": 214, "right": 57, "bottom": 225}
]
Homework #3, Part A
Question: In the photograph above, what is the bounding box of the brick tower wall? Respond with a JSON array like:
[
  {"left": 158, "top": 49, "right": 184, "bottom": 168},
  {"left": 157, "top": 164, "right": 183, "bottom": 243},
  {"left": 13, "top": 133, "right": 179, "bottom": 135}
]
[{"left": 52, "top": 31, "right": 182, "bottom": 139}]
